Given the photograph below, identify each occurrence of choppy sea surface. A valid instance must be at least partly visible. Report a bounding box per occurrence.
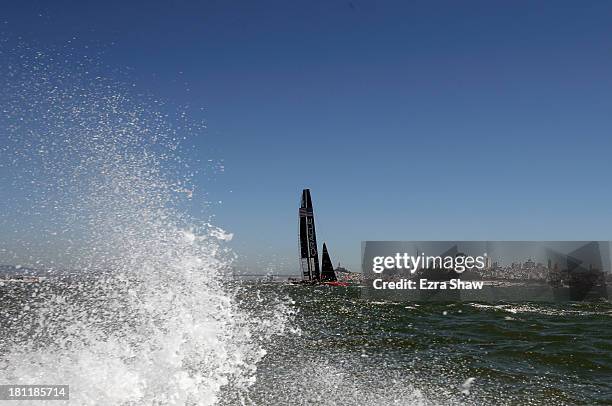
[235,284,612,405]
[2,280,610,405]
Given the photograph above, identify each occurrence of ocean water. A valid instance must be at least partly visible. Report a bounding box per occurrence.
[2,281,611,405]
[230,284,612,405]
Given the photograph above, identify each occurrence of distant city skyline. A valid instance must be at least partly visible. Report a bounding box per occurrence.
[3,1,612,274]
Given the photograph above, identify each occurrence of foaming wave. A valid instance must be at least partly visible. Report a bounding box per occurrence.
[468,303,611,317]
[0,43,291,405]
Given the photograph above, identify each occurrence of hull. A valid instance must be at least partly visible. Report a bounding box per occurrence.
[321,281,350,287]
[290,280,352,287]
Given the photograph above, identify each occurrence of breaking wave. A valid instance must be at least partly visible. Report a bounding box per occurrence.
[0,43,292,405]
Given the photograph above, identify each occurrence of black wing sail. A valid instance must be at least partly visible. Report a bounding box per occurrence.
[299,189,320,281]
[320,242,337,282]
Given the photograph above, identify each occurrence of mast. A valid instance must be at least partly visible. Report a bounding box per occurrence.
[320,242,337,282]
[299,189,320,281]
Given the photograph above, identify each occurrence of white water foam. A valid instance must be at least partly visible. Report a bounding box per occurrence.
[0,43,292,405]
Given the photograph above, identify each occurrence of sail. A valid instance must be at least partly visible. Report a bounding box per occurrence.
[299,189,320,281]
[320,242,337,282]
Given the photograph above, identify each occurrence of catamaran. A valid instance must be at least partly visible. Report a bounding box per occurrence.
[297,188,349,286]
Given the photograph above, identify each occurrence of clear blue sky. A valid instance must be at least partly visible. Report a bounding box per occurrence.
[2,1,612,273]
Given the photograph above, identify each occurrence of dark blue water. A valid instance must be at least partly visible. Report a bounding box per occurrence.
[237,283,612,405]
